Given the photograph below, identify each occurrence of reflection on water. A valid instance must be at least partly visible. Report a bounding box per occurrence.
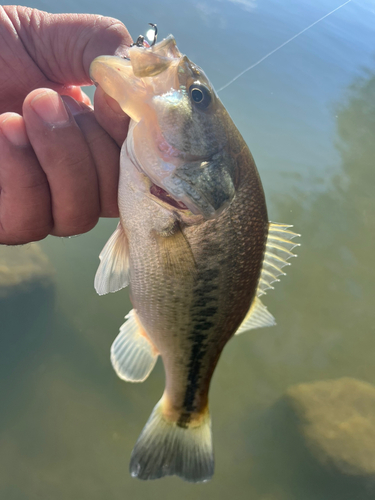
[270,67,375,381]
[1,1,375,499]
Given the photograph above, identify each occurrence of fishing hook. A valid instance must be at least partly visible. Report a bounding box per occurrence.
[130,23,158,49]
[148,23,158,47]
[122,23,158,59]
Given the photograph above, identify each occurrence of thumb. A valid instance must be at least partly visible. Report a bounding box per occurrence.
[3,6,132,86]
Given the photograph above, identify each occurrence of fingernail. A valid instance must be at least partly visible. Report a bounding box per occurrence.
[62,85,92,107]
[62,95,85,115]
[31,89,69,125]
[0,113,29,146]
[61,95,90,116]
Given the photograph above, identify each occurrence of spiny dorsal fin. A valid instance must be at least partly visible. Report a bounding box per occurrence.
[257,222,300,297]
[94,222,130,295]
[235,297,276,335]
[111,309,159,382]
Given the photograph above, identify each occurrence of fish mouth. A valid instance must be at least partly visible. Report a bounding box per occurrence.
[149,184,189,211]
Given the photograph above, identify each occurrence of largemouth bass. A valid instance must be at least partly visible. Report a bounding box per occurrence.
[90,34,299,483]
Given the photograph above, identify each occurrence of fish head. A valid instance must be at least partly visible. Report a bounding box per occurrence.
[90,35,237,219]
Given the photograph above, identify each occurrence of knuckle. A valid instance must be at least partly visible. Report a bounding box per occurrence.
[53,214,99,237]
[0,223,52,245]
[27,224,52,242]
[54,205,100,238]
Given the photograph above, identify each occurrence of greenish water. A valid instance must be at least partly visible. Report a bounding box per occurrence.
[1,0,375,498]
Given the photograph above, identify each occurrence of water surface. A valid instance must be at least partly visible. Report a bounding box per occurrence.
[1,1,375,499]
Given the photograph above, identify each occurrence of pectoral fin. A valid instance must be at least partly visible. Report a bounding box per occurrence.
[111,309,159,382]
[94,222,130,295]
[154,224,196,279]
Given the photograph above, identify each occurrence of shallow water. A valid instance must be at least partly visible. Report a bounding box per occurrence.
[1,0,375,498]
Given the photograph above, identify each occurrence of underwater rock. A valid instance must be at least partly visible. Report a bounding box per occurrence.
[284,377,375,480]
[0,243,54,298]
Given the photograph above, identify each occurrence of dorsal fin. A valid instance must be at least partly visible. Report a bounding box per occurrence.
[235,221,300,335]
[257,222,300,297]
[235,297,276,334]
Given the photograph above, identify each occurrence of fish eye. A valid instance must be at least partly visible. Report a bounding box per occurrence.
[189,83,212,110]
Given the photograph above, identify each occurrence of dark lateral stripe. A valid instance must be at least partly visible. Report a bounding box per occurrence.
[177,335,207,428]
[177,267,219,427]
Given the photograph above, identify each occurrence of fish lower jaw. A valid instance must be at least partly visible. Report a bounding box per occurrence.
[126,130,187,210]
[126,127,210,217]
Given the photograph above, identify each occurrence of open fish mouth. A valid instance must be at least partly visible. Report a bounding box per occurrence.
[149,184,189,210]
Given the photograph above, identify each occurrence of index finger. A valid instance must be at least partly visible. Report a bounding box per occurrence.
[23,89,101,237]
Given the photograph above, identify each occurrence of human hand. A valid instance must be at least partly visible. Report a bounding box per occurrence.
[0,6,131,244]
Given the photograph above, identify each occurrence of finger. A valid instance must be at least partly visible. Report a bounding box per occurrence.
[1,8,131,114]
[0,113,52,244]
[50,84,92,107]
[4,7,132,85]
[93,85,129,147]
[23,88,100,237]
[61,96,120,218]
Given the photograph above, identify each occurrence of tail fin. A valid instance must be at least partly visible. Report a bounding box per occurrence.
[129,399,214,483]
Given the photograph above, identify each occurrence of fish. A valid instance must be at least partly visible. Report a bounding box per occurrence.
[90,34,299,483]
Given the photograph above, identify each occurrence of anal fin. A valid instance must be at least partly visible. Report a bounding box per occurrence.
[95,222,130,295]
[111,309,158,382]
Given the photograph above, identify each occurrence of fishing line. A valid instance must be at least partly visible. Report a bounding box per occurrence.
[217,0,351,92]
